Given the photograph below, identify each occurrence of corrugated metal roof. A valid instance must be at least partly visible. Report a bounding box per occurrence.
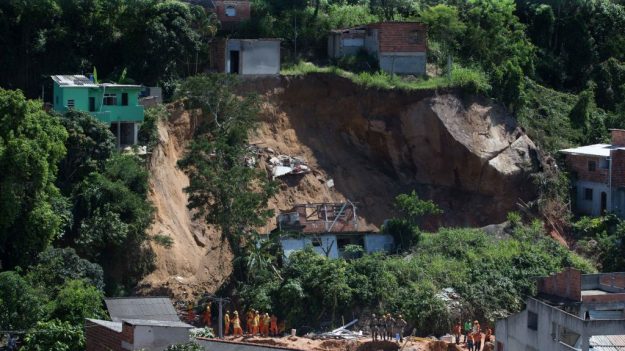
[105,297,181,322]
[590,335,625,351]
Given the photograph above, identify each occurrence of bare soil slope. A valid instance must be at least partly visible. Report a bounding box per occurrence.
[140,74,542,297]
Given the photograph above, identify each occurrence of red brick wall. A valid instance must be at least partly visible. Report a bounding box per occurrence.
[292,205,359,233]
[599,272,625,289]
[565,154,609,184]
[611,130,625,146]
[209,39,226,72]
[213,0,251,24]
[368,22,427,53]
[611,150,625,188]
[121,323,134,344]
[537,267,582,301]
[85,321,123,351]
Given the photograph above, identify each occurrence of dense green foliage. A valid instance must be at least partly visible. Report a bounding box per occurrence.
[236,222,594,335]
[0,0,217,98]
[573,215,625,272]
[22,320,85,351]
[0,89,67,268]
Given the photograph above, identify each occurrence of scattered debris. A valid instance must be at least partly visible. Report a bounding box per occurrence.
[268,155,311,179]
[314,319,361,340]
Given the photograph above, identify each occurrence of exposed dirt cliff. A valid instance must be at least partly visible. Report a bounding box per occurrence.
[140,73,542,297]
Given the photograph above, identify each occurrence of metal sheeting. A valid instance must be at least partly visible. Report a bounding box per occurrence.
[589,310,624,320]
[590,335,625,351]
[105,297,180,322]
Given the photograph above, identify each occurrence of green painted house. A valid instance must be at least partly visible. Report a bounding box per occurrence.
[52,75,144,147]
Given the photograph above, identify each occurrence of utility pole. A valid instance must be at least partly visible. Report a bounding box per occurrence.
[206,295,230,339]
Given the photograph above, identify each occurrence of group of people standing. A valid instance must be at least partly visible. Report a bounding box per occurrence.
[369,313,408,342]
[223,310,279,337]
[452,320,493,351]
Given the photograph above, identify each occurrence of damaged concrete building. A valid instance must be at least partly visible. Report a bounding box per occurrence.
[495,268,625,351]
[276,201,394,259]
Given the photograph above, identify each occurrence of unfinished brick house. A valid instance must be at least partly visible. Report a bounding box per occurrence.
[496,268,625,351]
[328,22,428,75]
[560,129,625,217]
[275,201,394,259]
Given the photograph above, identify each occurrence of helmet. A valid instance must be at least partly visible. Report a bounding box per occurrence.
[234,311,239,315]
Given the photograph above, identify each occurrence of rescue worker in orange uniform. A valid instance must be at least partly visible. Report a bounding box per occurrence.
[246,309,254,335]
[252,310,260,335]
[262,313,271,336]
[270,314,278,336]
[202,305,211,328]
[232,311,243,336]
[224,310,231,336]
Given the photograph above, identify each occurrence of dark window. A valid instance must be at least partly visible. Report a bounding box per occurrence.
[121,93,128,106]
[601,158,610,169]
[588,160,596,172]
[584,188,593,201]
[103,93,117,105]
[311,238,322,247]
[229,51,240,74]
[67,99,75,108]
[527,311,538,330]
[89,97,95,112]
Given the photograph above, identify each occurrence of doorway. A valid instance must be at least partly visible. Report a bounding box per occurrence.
[601,192,607,215]
[229,50,240,74]
[89,97,95,112]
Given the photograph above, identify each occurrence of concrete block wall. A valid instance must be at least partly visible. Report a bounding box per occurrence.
[85,321,122,351]
[583,293,625,303]
[565,154,609,184]
[537,267,582,301]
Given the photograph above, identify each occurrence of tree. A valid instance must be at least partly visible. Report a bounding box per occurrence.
[70,154,154,292]
[49,279,106,325]
[22,320,85,351]
[369,0,415,20]
[419,4,466,73]
[177,75,276,263]
[26,247,104,295]
[56,110,116,192]
[0,271,48,331]
[384,191,442,251]
[0,88,68,268]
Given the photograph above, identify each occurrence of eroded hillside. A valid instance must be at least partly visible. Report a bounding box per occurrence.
[140,74,543,297]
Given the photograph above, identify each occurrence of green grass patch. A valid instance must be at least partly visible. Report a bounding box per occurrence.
[281,61,490,94]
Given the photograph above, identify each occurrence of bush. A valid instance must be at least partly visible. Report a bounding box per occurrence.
[22,320,85,351]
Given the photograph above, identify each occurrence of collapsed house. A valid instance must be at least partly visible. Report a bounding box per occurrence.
[495,268,625,351]
[85,297,193,351]
[275,201,394,259]
[268,154,311,179]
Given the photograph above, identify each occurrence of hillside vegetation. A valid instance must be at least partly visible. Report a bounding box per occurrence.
[1,0,625,349]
